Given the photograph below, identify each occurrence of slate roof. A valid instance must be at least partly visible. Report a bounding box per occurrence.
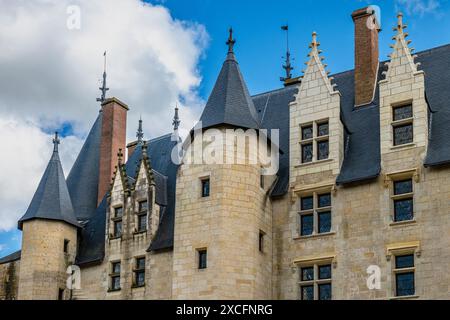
[18,143,80,230]
[67,113,102,221]
[0,250,21,265]
[199,51,260,129]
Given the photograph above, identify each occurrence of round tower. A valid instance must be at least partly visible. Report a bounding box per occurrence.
[17,133,80,300]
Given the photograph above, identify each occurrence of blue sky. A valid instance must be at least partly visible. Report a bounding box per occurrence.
[1,0,450,257]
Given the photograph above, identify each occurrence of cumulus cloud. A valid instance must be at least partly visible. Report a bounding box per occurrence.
[395,0,441,16]
[0,0,208,231]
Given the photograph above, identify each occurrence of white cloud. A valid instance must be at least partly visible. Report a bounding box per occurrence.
[0,244,6,251]
[0,0,208,231]
[395,0,441,16]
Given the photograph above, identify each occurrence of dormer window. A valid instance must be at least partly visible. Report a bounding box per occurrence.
[137,200,148,232]
[112,206,123,238]
[392,104,413,146]
[300,120,329,164]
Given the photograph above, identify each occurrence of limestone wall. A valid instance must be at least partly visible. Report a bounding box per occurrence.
[0,259,20,300]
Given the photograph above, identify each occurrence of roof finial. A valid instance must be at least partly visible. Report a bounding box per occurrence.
[117,148,123,164]
[172,103,181,131]
[310,31,319,49]
[96,51,109,103]
[280,25,293,82]
[52,132,60,153]
[226,27,236,54]
[137,116,144,143]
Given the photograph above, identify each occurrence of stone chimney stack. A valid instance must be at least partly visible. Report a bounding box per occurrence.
[98,97,128,204]
[352,7,381,106]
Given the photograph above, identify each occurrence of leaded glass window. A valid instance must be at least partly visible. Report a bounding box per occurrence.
[299,192,332,236]
[302,125,313,140]
[395,254,415,297]
[393,123,413,146]
[317,140,329,160]
[134,257,145,287]
[137,214,147,232]
[301,196,314,211]
[114,207,123,218]
[302,143,313,163]
[317,122,329,137]
[299,264,332,300]
[393,104,413,121]
[318,211,331,233]
[392,179,414,222]
[110,262,121,291]
[113,220,122,238]
[301,267,314,281]
[301,285,314,300]
[301,214,313,236]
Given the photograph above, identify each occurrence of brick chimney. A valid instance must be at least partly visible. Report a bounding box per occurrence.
[98,97,129,204]
[352,7,381,106]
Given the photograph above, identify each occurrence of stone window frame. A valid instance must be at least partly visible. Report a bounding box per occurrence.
[135,199,148,234]
[385,168,419,226]
[386,242,420,300]
[110,205,124,239]
[109,261,121,292]
[391,101,414,148]
[299,119,330,164]
[200,176,210,198]
[295,256,334,301]
[258,230,265,253]
[197,248,207,270]
[297,191,333,238]
[132,256,146,288]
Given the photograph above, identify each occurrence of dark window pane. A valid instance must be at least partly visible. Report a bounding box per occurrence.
[139,201,148,212]
[394,179,413,195]
[317,140,329,160]
[112,262,121,274]
[301,196,313,211]
[302,126,313,140]
[136,258,145,270]
[302,143,313,163]
[198,250,207,269]
[318,193,331,208]
[301,285,314,300]
[259,232,264,252]
[393,105,413,121]
[114,207,123,218]
[396,272,415,296]
[317,122,329,137]
[394,124,413,146]
[114,221,122,237]
[202,179,210,197]
[112,276,120,290]
[394,198,413,222]
[318,283,332,300]
[136,271,145,287]
[301,214,313,236]
[319,265,332,280]
[138,214,147,232]
[301,267,314,281]
[318,211,331,233]
[395,255,414,269]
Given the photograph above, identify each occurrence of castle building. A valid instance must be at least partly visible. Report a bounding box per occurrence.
[1,7,450,300]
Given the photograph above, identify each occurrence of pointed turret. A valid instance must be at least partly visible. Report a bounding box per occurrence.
[18,133,80,230]
[199,28,260,130]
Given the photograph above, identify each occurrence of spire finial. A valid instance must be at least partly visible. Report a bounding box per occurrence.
[172,103,181,131]
[311,31,318,49]
[226,27,236,53]
[52,132,60,153]
[117,148,123,164]
[137,116,144,143]
[96,51,109,103]
[280,25,294,82]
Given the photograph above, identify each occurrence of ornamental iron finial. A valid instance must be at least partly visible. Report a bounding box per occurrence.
[172,103,180,131]
[137,116,144,143]
[280,25,294,82]
[226,28,236,54]
[52,132,60,153]
[117,148,124,164]
[96,51,109,103]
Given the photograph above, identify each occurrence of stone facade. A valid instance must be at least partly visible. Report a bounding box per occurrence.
[1,10,449,301]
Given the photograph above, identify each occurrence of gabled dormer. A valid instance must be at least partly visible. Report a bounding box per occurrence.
[379,13,428,166]
[290,32,342,183]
